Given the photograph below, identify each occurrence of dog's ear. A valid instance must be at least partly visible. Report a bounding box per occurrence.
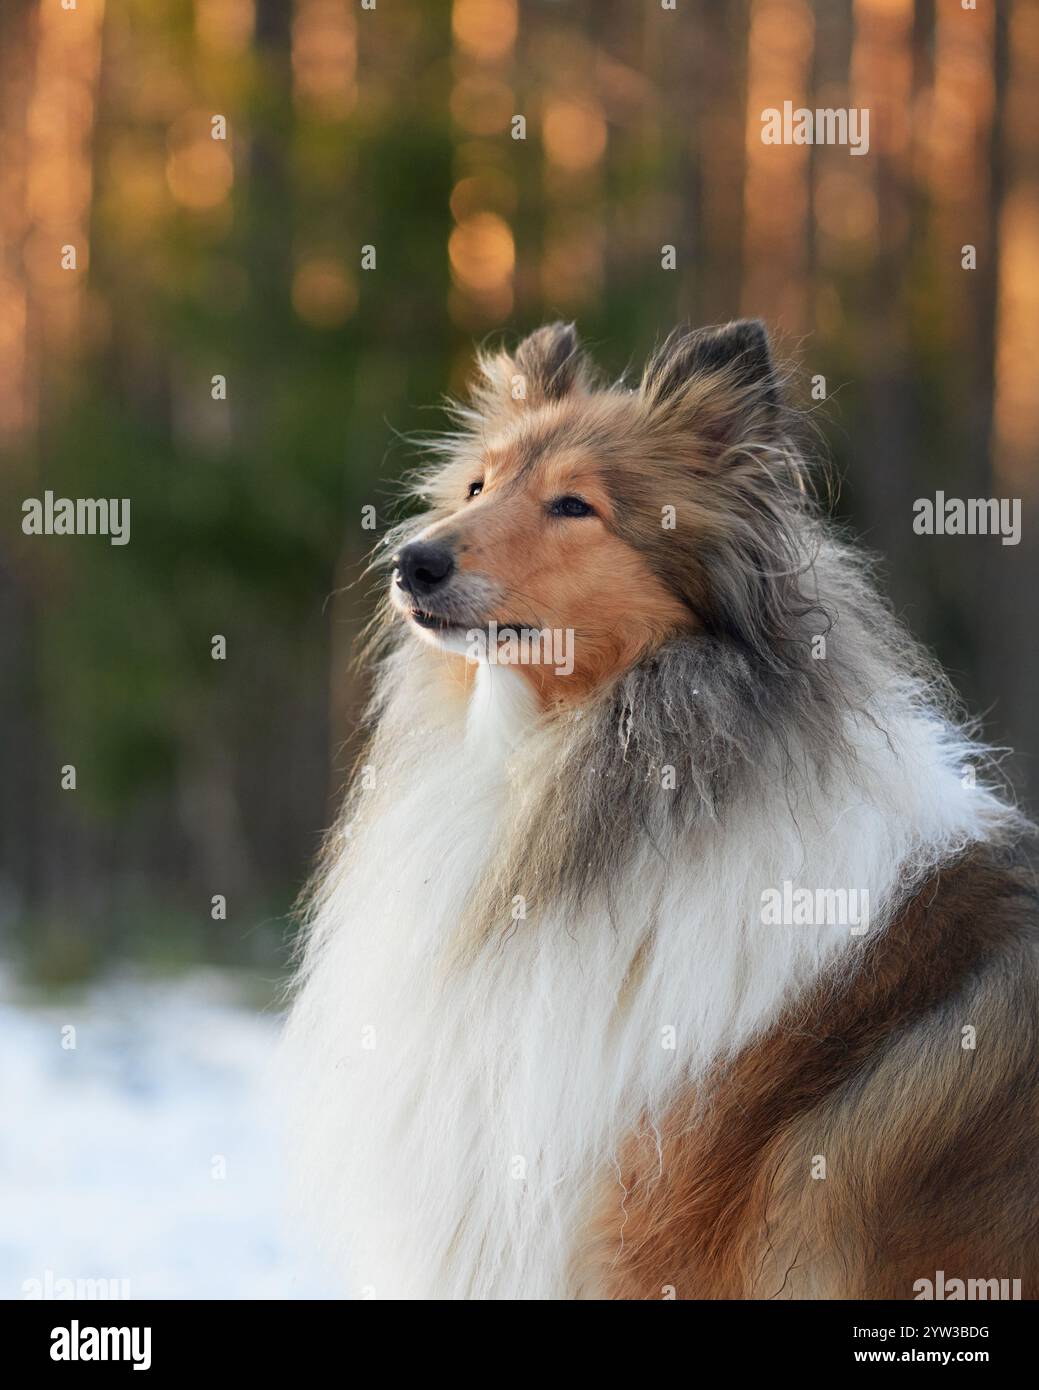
[514,322,586,402]
[638,320,780,448]
[632,321,807,667]
[474,322,589,414]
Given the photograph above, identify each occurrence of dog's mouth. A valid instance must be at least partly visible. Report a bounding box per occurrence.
[407,607,460,632]
[403,607,531,645]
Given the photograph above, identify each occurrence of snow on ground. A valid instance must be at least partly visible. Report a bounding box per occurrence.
[0,969,334,1299]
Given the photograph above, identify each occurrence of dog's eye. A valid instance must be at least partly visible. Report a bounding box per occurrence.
[467,481,483,499]
[549,495,595,518]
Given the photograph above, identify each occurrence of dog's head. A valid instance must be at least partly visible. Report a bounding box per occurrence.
[390,320,806,702]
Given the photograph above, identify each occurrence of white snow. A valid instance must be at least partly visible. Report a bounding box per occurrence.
[0,968,333,1300]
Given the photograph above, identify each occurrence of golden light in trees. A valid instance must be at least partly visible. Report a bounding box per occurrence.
[448,211,514,325]
[542,98,607,172]
[448,211,515,292]
[742,0,814,331]
[19,0,104,368]
[993,188,1039,479]
[291,257,357,329]
[0,278,27,436]
[450,77,514,136]
[27,147,93,225]
[814,170,878,246]
[925,0,993,203]
[452,0,518,63]
[449,172,517,223]
[166,114,234,209]
[541,219,603,308]
[292,0,358,121]
[992,0,1039,494]
[448,0,517,329]
[23,224,88,287]
[448,282,513,327]
[852,0,912,164]
[195,0,256,56]
[105,136,168,232]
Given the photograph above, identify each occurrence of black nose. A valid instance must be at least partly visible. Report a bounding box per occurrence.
[395,540,455,597]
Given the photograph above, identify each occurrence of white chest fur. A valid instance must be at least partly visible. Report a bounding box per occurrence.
[282,663,1010,1299]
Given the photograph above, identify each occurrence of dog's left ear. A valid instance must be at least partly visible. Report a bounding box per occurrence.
[639,319,780,447]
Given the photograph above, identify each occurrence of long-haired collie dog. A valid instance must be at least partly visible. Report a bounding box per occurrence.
[282,320,1038,1300]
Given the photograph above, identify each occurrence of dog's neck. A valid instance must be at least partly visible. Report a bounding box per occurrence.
[465,660,542,753]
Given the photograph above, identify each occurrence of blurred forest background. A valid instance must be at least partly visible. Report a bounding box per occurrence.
[1,0,1036,983]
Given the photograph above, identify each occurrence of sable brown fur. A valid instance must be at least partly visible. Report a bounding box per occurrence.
[588,844,1039,1299]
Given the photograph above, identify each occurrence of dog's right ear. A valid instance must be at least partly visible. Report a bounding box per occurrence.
[473,322,590,417]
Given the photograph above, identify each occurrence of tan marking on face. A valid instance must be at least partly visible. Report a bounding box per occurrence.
[419,442,691,705]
